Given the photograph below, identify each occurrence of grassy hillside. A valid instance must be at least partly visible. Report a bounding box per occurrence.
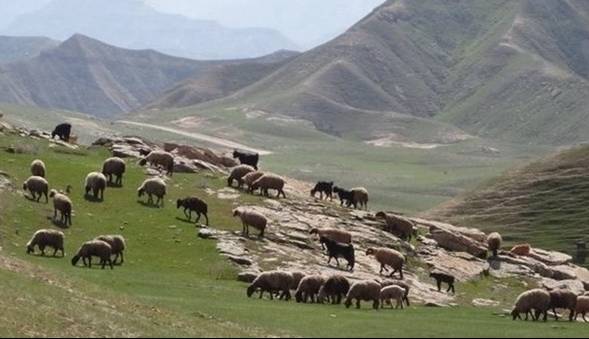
[1,134,588,337]
[428,145,589,258]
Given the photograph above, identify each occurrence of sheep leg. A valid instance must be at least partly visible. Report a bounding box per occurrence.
[108,258,113,270]
[119,252,124,264]
[583,313,587,322]
[184,208,191,220]
[203,213,209,226]
[334,257,341,267]
[552,308,559,321]
[568,309,575,322]
[40,245,46,256]
[436,280,442,292]
[195,212,201,224]
[356,299,361,309]
[52,247,58,257]
[87,257,92,268]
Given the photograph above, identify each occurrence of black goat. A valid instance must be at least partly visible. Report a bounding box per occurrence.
[320,236,355,271]
[177,197,209,225]
[311,181,334,200]
[233,150,259,170]
[430,271,456,294]
[333,186,356,208]
[51,123,72,142]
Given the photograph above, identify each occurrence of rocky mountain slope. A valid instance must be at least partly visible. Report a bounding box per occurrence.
[0,36,58,64]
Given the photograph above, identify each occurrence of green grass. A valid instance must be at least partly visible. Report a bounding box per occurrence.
[1,134,589,337]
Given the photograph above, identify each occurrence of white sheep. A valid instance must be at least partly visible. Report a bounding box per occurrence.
[366,247,405,279]
[243,171,265,191]
[487,232,502,257]
[84,172,107,200]
[95,235,126,265]
[49,189,72,226]
[318,275,351,304]
[30,159,46,178]
[71,240,113,269]
[351,187,369,210]
[137,177,167,207]
[379,285,406,309]
[512,289,551,321]
[139,151,175,176]
[246,271,295,301]
[26,229,64,257]
[102,157,126,186]
[309,228,352,250]
[345,280,381,309]
[227,165,255,188]
[295,275,326,303]
[23,176,49,203]
[250,173,286,198]
[233,208,267,238]
[574,296,589,322]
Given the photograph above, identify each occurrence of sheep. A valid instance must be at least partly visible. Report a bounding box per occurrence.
[333,186,354,208]
[49,189,72,226]
[512,289,551,321]
[380,279,411,306]
[375,212,416,241]
[95,235,126,265]
[137,177,167,207]
[311,181,333,200]
[366,247,405,279]
[227,165,255,188]
[243,171,265,192]
[246,271,294,301]
[177,197,209,225]
[250,173,286,198]
[26,229,64,257]
[549,289,577,321]
[429,271,456,294]
[320,236,355,272]
[487,232,502,257]
[102,157,126,186]
[318,275,350,305]
[51,123,71,142]
[295,275,326,303]
[271,271,307,300]
[233,208,267,238]
[511,244,531,256]
[233,150,259,170]
[309,228,352,250]
[351,187,369,210]
[30,159,46,178]
[380,285,406,309]
[574,296,589,322]
[344,280,381,310]
[71,240,113,269]
[23,176,49,203]
[84,172,107,201]
[139,151,175,176]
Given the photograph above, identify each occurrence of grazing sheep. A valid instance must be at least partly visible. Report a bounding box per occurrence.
[380,279,411,306]
[487,232,503,257]
[233,208,267,238]
[233,150,259,170]
[177,197,209,225]
[227,165,255,188]
[139,151,175,176]
[511,244,531,256]
[23,176,49,203]
[512,289,551,321]
[51,123,71,142]
[49,189,72,226]
[26,229,64,257]
[84,172,107,200]
[295,275,326,303]
[30,159,46,178]
[250,174,286,198]
[380,285,406,309]
[243,171,265,192]
[102,157,126,186]
[351,187,369,210]
[344,280,381,310]
[137,177,167,207]
[318,275,350,305]
[311,181,334,200]
[95,235,126,265]
[333,186,354,208]
[429,271,456,294]
[320,237,355,272]
[574,296,589,322]
[375,212,416,241]
[549,289,577,321]
[71,240,113,269]
[246,271,293,301]
[366,247,405,279]
[309,228,352,250]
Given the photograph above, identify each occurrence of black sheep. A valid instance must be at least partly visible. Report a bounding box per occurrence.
[233,150,259,170]
[311,181,334,200]
[430,271,456,294]
[333,186,356,208]
[51,123,72,142]
[177,197,209,225]
[320,236,355,271]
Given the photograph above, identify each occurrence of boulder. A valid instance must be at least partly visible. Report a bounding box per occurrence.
[472,298,500,307]
[510,244,531,256]
[528,248,572,266]
[414,218,487,243]
[198,228,218,240]
[541,279,586,295]
[226,255,253,266]
[429,228,488,258]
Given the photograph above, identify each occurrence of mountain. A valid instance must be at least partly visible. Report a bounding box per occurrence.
[2,0,298,60]
[195,0,589,145]
[0,36,59,64]
[427,145,589,254]
[0,34,223,117]
[144,50,300,110]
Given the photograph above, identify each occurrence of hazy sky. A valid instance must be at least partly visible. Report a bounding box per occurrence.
[147,0,385,48]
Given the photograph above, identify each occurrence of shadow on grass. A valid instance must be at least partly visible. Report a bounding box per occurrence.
[137,200,163,209]
[84,194,104,203]
[47,216,70,229]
